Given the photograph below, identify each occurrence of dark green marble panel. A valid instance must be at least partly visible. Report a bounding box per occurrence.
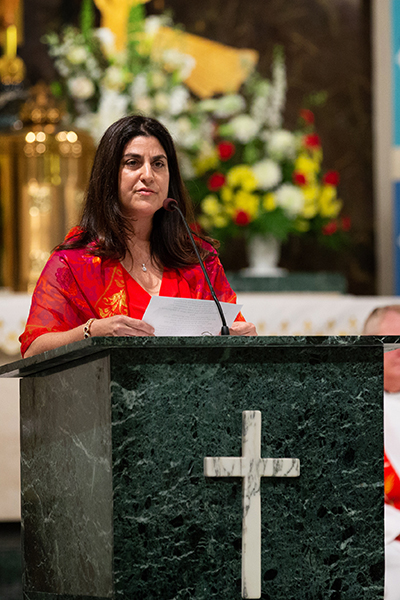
[24,595,109,600]
[20,356,114,598]
[109,343,383,600]
[11,338,384,600]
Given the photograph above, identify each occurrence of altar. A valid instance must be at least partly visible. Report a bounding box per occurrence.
[1,289,400,357]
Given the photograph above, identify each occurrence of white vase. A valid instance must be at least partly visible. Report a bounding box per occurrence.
[242,234,286,277]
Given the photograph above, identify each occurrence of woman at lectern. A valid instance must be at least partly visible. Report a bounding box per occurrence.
[20,115,256,358]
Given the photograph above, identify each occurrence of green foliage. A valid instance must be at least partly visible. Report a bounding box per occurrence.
[127,3,146,76]
[80,0,95,42]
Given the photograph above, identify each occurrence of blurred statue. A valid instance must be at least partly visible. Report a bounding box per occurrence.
[93,0,150,51]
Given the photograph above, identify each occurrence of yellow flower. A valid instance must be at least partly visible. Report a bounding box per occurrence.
[226,165,258,192]
[224,202,236,217]
[198,214,212,230]
[318,185,342,218]
[300,186,319,218]
[302,184,318,202]
[221,186,234,203]
[301,201,318,219]
[202,194,221,216]
[263,192,276,212]
[294,218,311,232]
[233,190,259,219]
[295,153,319,185]
[194,148,219,176]
[213,214,229,228]
[311,147,323,163]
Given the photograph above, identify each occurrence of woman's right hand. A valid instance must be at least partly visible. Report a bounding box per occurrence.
[90,315,155,337]
[23,315,154,358]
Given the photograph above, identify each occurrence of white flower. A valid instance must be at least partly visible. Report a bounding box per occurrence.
[144,16,164,37]
[251,93,269,124]
[135,96,153,114]
[150,70,167,89]
[252,159,282,190]
[177,151,196,179]
[130,73,148,101]
[66,46,87,65]
[212,94,246,118]
[160,116,201,150]
[197,99,219,113]
[86,56,102,80]
[87,89,130,142]
[169,86,190,115]
[67,76,95,100]
[227,114,259,143]
[153,91,170,112]
[94,28,116,55]
[265,52,287,129]
[175,116,193,135]
[54,59,71,78]
[275,184,305,217]
[103,65,127,91]
[162,49,196,80]
[265,130,297,160]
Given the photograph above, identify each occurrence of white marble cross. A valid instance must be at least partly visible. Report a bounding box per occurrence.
[204,410,300,599]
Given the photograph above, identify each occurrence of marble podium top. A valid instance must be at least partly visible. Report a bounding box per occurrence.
[0,334,398,379]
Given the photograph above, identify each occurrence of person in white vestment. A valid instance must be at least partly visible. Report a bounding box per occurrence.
[363,306,400,600]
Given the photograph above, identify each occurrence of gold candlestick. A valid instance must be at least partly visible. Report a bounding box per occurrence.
[0,24,25,84]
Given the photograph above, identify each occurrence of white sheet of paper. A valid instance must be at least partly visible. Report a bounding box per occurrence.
[143,297,242,336]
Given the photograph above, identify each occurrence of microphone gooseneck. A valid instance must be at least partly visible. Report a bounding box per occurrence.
[163,197,230,336]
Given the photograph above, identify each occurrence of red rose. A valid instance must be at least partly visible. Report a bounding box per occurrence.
[218,141,235,161]
[323,170,340,186]
[234,210,250,226]
[293,171,307,186]
[322,221,338,236]
[303,133,321,149]
[300,108,315,124]
[207,172,226,191]
[341,216,351,232]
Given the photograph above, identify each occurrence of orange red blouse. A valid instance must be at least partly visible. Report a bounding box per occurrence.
[19,234,244,356]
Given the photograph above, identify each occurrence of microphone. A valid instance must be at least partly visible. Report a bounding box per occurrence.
[163,197,230,336]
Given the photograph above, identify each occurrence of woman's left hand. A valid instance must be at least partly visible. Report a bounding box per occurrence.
[228,321,258,336]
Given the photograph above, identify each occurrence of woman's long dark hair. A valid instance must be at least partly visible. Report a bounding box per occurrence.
[57,115,217,268]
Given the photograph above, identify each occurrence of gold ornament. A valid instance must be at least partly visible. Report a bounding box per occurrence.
[0,84,95,291]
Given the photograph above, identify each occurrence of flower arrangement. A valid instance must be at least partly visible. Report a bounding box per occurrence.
[43,3,213,155]
[193,99,350,249]
[43,0,349,253]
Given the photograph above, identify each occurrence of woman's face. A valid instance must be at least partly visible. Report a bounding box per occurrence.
[118,135,170,220]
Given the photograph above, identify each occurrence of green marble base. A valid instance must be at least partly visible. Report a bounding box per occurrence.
[226,271,347,293]
[0,337,384,599]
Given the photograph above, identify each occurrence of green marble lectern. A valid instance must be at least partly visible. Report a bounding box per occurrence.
[0,336,384,599]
